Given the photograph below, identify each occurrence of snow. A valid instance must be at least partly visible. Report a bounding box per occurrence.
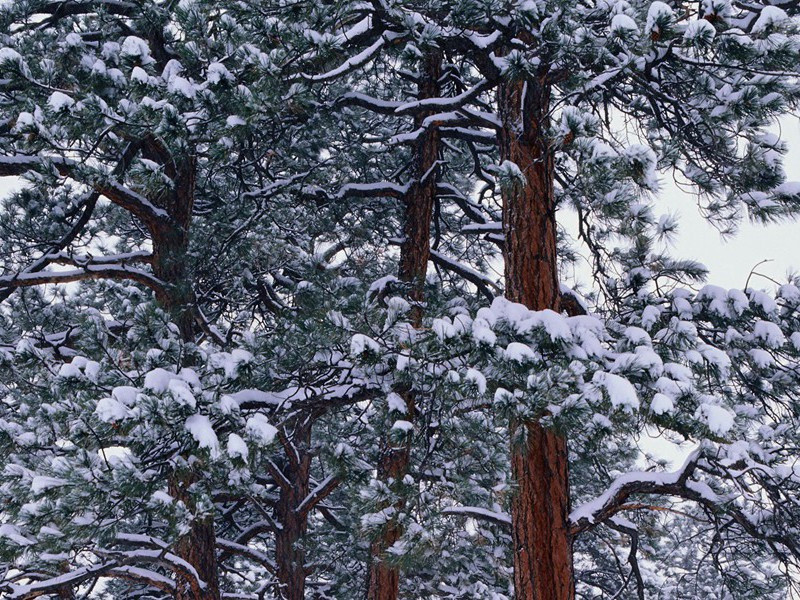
[570,450,700,525]
[207,61,234,84]
[112,386,139,405]
[169,75,197,98]
[752,320,785,348]
[504,342,537,363]
[640,305,661,328]
[751,6,788,34]
[143,367,175,393]
[441,505,511,525]
[645,1,674,34]
[168,378,197,408]
[0,47,22,64]
[593,372,640,411]
[698,403,735,435]
[121,36,153,62]
[749,348,774,368]
[610,14,639,34]
[391,420,414,432]
[684,19,716,42]
[185,414,220,458]
[57,362,82,379]
[84,360,100,382]
[650,393,674,415]
[471,318,497,345]
[31,476,68,494]
[95,397,130,422]
[351,333,381,355]
[245,414,277,445]
[0,524,34,546]
[387,392,407,414]
[227,433,249,461]
[368,275,398,296]
[749,289,777,314]
[465,368,487,394]
[48,92,75,112]
[226,115,246,127]
[131,66,149,83]
[150,490,173,505]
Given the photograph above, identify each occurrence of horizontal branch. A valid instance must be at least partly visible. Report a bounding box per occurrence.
[0,155,171,232]
[430,249,500,301]
[441,505,511,528]
[0,263,166,294]
[569,450,701,537]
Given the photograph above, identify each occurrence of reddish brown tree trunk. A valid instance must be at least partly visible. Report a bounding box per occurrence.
[152,158,198,341]
[274,422,312,600]
[169,474,221,600]
[366,50,442,600]
[156,158,220,600]
[498,73,575,600]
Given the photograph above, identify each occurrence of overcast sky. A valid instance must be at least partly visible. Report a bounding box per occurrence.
[654,116,800,291]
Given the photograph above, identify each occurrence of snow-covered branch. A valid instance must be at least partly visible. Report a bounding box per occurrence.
[0,263,166,294]
[569,450,702,536]
[441,506,512,528]
[0,155,171,231]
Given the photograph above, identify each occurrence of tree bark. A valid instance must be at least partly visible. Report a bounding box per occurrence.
[498,72,575,599]
[366,50,441,600]
[170,476,221,600]
[151,157,197,341]
[274,421,312,600]
[156,157,220,600]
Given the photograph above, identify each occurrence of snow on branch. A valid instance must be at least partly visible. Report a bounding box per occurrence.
[334,92,402,115]
[2,563,116,600]
[304,181,409,202]
[106,566,176,594]
[303,35,389,83]
[216,538,277,573]
[441,506,512,528]
[295,474,341,517]
[0,154,171,231]
[569,450,702,536]
[394,79,492,116]
[0,263,166,295]
[430,249,500,301]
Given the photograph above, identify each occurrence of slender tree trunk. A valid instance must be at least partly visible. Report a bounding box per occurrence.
[366,50,441,600]
[274,421,312,600]
[498,73,575,600]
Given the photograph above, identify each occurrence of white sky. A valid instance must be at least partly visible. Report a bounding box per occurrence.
[654,115,800,291]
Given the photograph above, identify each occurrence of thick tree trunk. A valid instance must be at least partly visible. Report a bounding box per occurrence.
[498,73,575,600]
[155,158,220,600]
[274,421,312,600]
[366,50,441,600]
[152,158,197,341]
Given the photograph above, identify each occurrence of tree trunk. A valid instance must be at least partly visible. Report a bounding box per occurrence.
[155,157,220,600]
[366,50,441,600]
[274,421,312,600]
[498,72,575,600]
[151,158,197,341]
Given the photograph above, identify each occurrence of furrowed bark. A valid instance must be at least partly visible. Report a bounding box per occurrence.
[366,49,441,600]
[151,157,198,341]
[158,157,220,600]
[169,475,221,600]
[274,421,312,600]
[498,72,575,599]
